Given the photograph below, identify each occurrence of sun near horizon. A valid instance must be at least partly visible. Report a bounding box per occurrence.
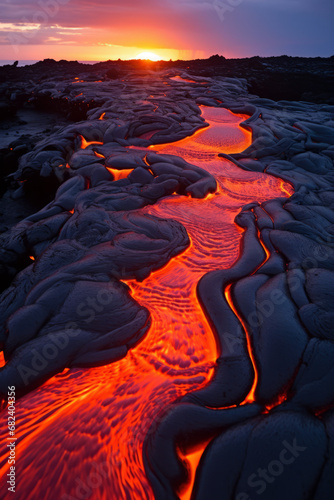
[135,51,164,61]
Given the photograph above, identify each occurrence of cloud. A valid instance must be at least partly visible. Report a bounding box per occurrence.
[0,0,333,57]
[0,22,41,32]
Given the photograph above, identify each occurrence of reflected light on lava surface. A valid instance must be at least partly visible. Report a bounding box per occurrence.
[0,107,294,500]
[170,76,208,85]
[170,75,197,84]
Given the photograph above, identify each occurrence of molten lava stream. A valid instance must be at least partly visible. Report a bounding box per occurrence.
[0,108,293,500]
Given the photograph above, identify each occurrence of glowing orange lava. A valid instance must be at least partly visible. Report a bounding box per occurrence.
[80,135,104,149]
[225,283,258,405]
[178,439,213,500]
[106,167,134,181]
[94,151,105,159]
[0,107,293,500]
[264,393,288,413]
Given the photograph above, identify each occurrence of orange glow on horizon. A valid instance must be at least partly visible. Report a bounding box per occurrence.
[135,51,162,61]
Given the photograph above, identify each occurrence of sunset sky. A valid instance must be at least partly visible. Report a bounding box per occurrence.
[0,0,333,62]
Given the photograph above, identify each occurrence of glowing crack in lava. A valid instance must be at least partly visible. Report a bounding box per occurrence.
[0,108,293,500]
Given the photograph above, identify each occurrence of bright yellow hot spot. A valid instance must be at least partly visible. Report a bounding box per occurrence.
[135,51,161,61]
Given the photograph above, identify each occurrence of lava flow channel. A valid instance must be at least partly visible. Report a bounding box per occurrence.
[0,108,293,500]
